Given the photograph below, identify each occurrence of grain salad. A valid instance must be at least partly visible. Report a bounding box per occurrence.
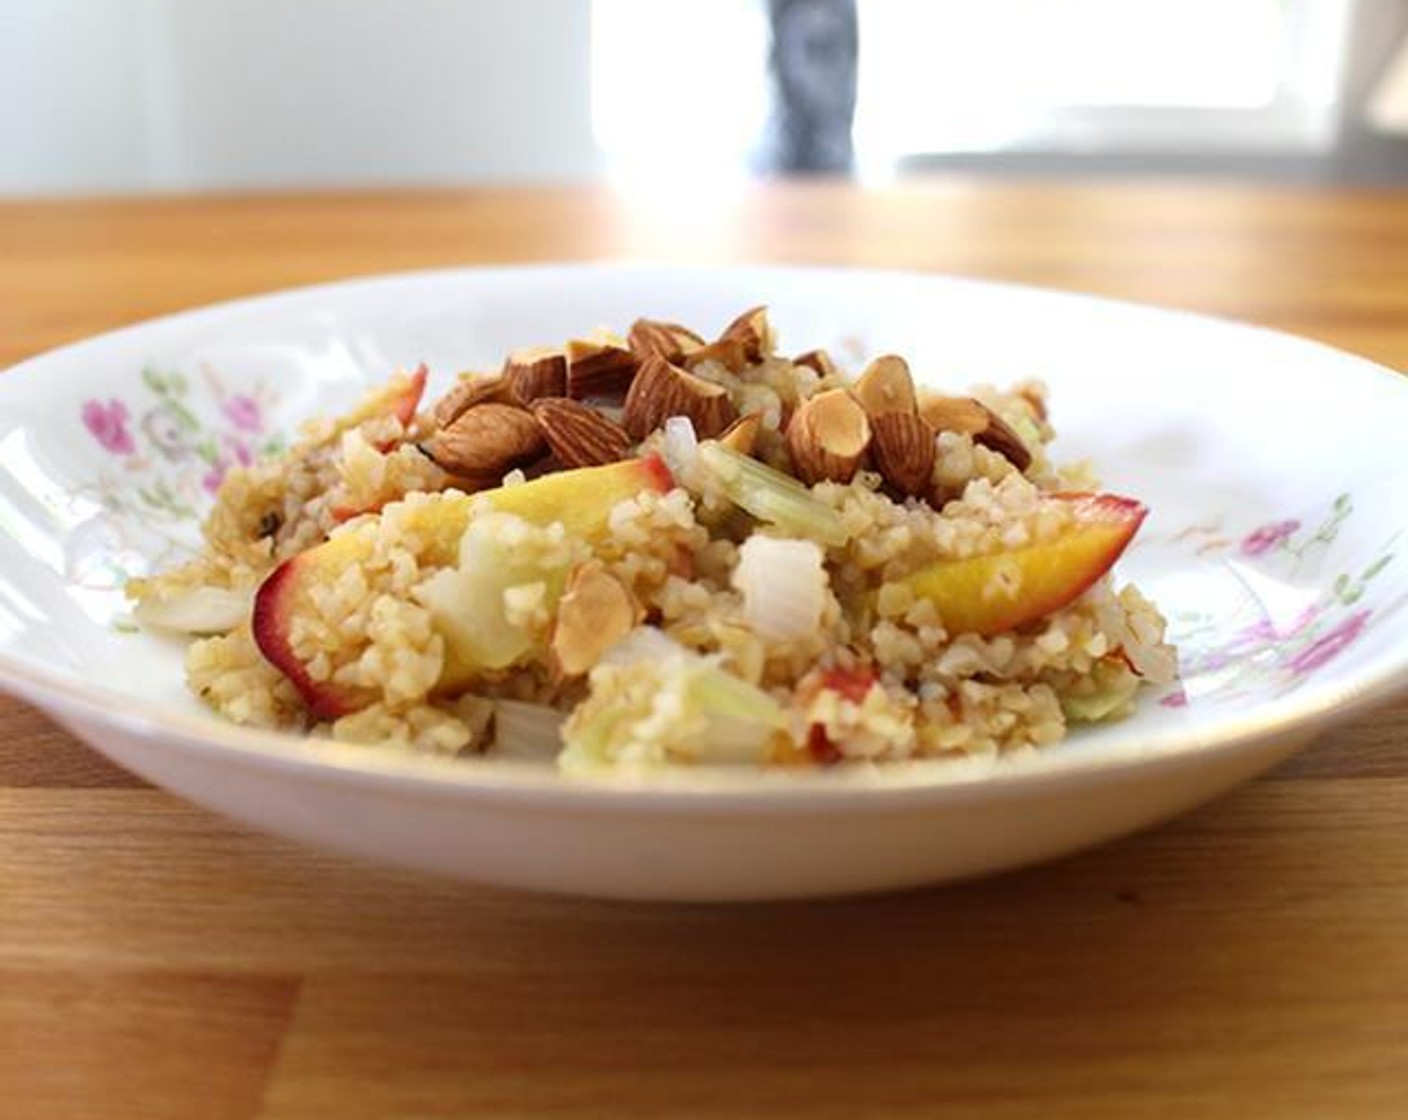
[129,307,1176,769]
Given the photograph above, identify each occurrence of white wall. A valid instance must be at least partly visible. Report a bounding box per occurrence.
[0,0,600,195]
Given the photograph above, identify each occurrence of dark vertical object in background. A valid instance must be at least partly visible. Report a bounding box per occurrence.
[759,0,858,174]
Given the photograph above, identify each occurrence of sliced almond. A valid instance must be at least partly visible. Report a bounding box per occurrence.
[430,374,511,429]
[718,305,773,364]
[566,336,638,403]
[551,561,641,677]
[870,411,936,497]
[919,394,1032,472]
[785,389,871,485]
[623,354,738,440]
[502,345,567,404]
[530,397,633,468]
[627,319,705,364]
[718,412,763,457]
[793,349,841,380]
[853,355,918,417]
[420,402,546,480]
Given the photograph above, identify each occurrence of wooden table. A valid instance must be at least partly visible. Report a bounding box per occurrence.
[2,181,1406,1118]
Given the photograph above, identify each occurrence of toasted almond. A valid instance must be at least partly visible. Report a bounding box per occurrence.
[793,349,841,380]
[522,453,567,480]
[853,355,918,417]
[973,407,1032,471]
[502,345,567,403]
[623,354,738,440]
[1016,383,1049,422]
[429,374,511,428]
[918,394,990,434]
[719,305,772,363]
[627,319,705,364]
[919,394,1032,471]
[420,402,546,479]
[530,397,633,467]
[870,411,936,497]
[566,336,637,403]
[551,561,641,677]
[681,336,749,374]
[718,412,763,457]
[786,389,871,484]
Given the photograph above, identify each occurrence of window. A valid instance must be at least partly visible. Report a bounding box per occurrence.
[854,0,1356,171]
[591,0,1361,178]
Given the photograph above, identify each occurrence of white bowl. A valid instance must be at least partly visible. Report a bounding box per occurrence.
[2,264,1405,901]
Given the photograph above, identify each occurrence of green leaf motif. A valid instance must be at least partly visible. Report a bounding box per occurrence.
[1361,554,1393,581]
[167,397,201,433]
[141,367,166,394]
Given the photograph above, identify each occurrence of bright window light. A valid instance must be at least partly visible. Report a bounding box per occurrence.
[591,0,769,174]
[591,0,1356,178]
[854,0,1353,165]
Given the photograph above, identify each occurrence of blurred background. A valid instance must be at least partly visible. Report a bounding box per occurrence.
[3,0,1408,196]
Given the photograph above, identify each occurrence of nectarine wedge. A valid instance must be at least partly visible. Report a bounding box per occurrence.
[252,455,673,718]
[901,493,1146,637]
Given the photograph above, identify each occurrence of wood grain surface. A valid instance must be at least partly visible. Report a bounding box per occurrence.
[1,180,1406,1119]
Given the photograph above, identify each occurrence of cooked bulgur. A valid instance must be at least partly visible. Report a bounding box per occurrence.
[132,308,1176,769]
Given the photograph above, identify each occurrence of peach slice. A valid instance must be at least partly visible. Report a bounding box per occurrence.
[901,493,1146,637]
[252,454,673,718]
[333,364,428,450]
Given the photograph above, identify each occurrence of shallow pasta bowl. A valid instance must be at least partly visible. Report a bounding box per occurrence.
[1,264,1405,901]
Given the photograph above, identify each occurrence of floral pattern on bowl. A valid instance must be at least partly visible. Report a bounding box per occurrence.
[65,359,1403,709]
[73,367,282,594]
[1155,494,1401,708]
[1,263,1406,900]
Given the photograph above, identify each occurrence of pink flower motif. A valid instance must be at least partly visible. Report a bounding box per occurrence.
[201,461,229,495]
[81,399,136,455]
[1286,610,1371,675]
[1240,519,1301,557]
[222,394,263,433]
[220,432,253,467]
[1159,686,1188,708]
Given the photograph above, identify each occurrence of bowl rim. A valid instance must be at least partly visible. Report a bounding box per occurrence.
[2,261,1406,812]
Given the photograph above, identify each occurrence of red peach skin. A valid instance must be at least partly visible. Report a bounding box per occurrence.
[252,455,673,718]
[901,493,1147,637]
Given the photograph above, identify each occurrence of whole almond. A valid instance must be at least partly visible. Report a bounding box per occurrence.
[530,397,633,467]
[566,335,637,402]
[623,354,738,440]
[627,319,705,364]
[786,388,871,485]
[430,374,511,429]
[853,355,918,417]
[420,402,546,479]
[870,411,936,497]
[503,345,567,403]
